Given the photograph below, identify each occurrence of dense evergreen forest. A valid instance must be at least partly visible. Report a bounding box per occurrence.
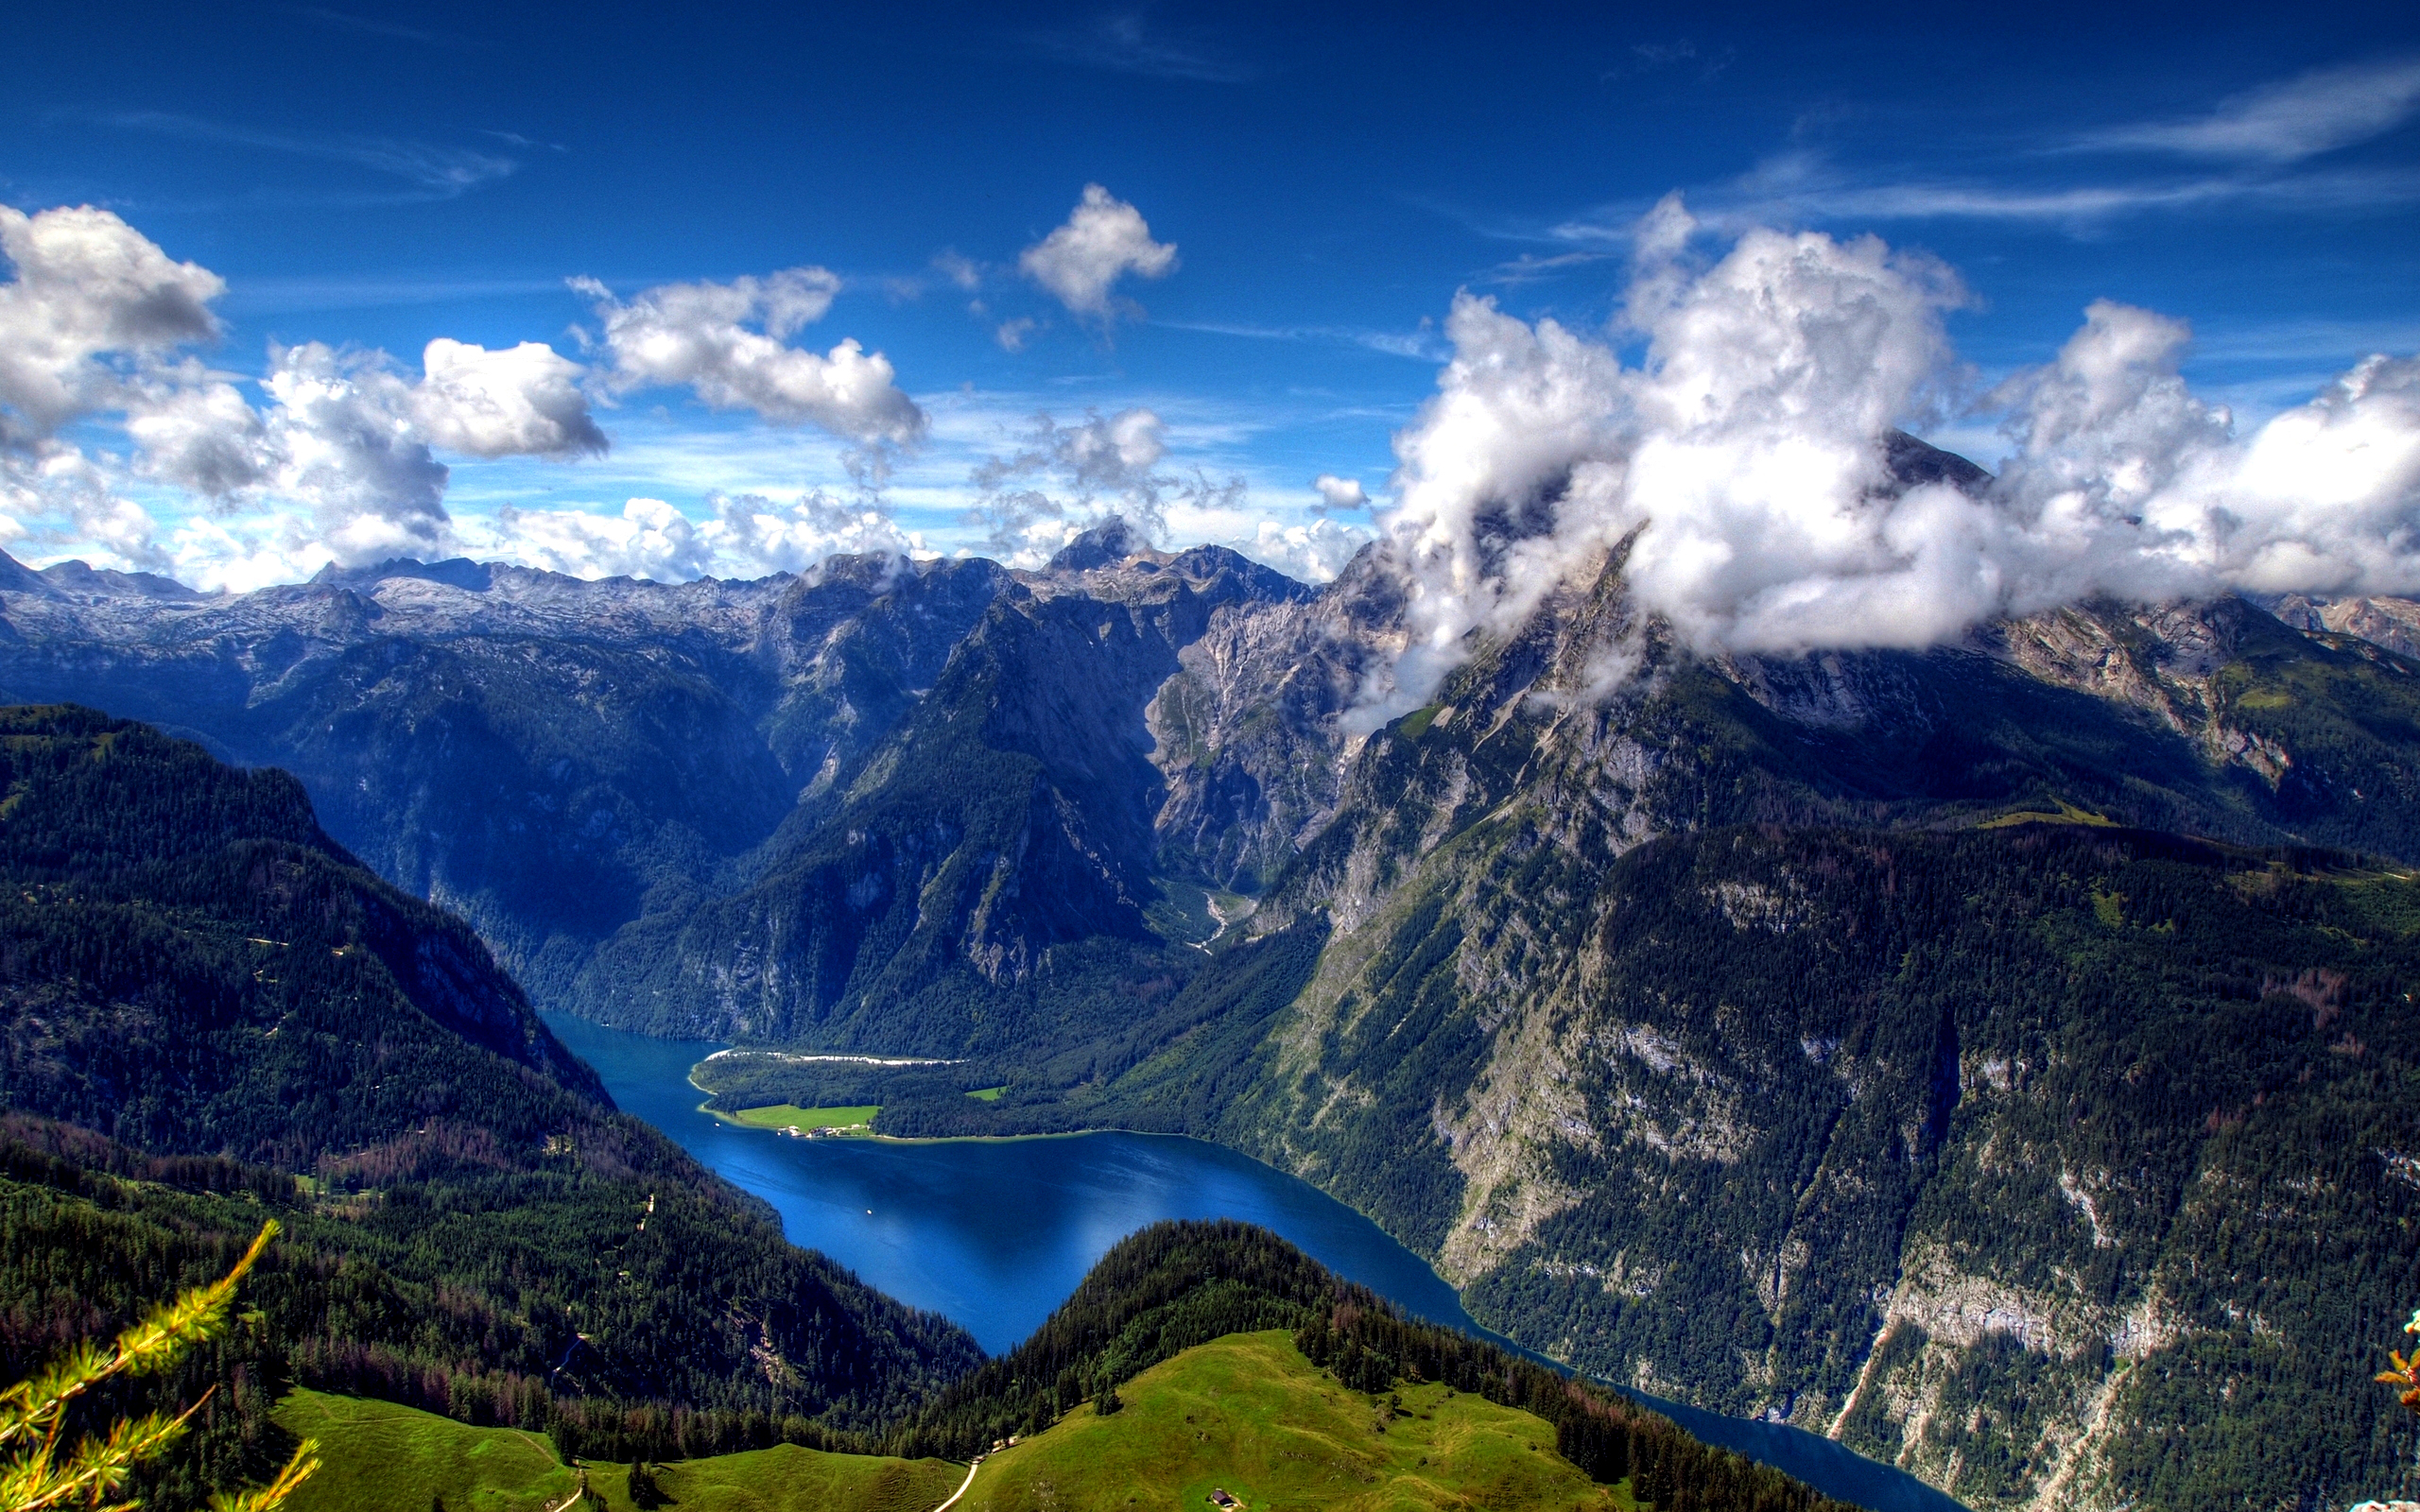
[0,707,977,1496]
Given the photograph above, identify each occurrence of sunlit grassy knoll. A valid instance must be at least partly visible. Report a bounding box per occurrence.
[608,1443,965,1511]
[730,1102,881,1133]
[273,1389,577,1512]
[967,1086,1008,1101]
[271,1388,965,1512]
[964,1330,1639,1512]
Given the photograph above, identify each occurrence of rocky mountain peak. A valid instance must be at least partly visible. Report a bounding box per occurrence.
[1046,514,1155,572]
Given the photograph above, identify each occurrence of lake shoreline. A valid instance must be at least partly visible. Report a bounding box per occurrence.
[551,1010,1967,1512]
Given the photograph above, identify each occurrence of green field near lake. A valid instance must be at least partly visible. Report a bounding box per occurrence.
[729,1103,881,1132]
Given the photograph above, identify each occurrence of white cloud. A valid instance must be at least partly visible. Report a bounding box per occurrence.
[1018,185,1178,326]
[580,268,925,444]
[475,497,713,581]
[413,338,606,458]
[0,205,222,442]
[994,317,1039,352]
[932,250,984,290]
[1363,196,2420,716]
[260,341,451,562]
[963,406,1176,558]
[124,363,272,497]
[1238,518,1372,583]
[1312,473,1369,512]
[699,490,915,575]
[2074,56,2420,163]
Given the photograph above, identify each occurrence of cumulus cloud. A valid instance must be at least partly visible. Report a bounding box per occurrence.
[123,364,272,497]
[1312,473,1370,512]
[260,342,452,561]
[2075,56,2420,163]
[579,268,925,445]
[413,338,607,457]
[1018,185,1177,327]
[963,406,1167,560]
[0,205,222,443]
[0,203,621,576]
[1239,517,1372,583]
[464,490,915,583]
[1363,194,2420,716]
[958,405,1268,567]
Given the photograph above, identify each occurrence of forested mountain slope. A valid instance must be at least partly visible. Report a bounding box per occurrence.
[0,707,977,1501]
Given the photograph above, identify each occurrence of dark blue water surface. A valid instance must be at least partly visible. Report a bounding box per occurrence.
[543,1011,1965,1512]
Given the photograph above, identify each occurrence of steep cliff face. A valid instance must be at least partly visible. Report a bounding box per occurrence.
[1155,550,2420,1509]
[1145,543,1404,896]
[1211,813,2420,1511]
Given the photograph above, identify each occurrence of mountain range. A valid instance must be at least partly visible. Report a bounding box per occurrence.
[7,435,2420,1509]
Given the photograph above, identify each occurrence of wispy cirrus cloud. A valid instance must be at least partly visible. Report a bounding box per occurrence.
[1025,10,1253,83]
[285,6,476,48]
[1154,318,1446,362]
[1535,148,2420,247]
[1478,249,1616,286]
[1458,56,2420,257]
[2069,55,2420,163]
[100,112,517,196]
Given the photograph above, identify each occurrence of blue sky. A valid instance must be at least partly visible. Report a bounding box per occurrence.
[5,0,2418,590]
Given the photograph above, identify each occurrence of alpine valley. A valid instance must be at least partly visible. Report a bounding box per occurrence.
[9,438,2420,1511]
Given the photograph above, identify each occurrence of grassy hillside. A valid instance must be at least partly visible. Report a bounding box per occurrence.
[889,1221,1849,1512]
[273,1334,1632,1512]
[273,1389,965,1512]
[274,1391,579,1512]
[962,1330,1635,1512]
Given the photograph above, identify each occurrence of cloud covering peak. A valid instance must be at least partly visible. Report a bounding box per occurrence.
[1362,196,2420,715]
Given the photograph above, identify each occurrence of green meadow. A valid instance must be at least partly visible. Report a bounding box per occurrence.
[272,1390,963,1512]
[960,1331,1636,1512]
[272,1332,1634,1512]
[727,1102,881,1133]
[274,1391,579,1512]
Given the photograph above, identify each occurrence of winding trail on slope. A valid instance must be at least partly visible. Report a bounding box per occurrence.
[928,1454,984,1512]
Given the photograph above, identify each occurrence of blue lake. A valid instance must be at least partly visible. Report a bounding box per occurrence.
[543,1010,1965,1512]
